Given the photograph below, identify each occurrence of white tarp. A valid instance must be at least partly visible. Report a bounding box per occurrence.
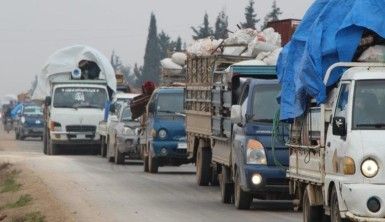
[32,45,116,100]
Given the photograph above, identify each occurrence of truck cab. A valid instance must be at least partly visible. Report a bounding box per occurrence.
[229,78,289,209]
[141,87,190,173]
[288,63,385,222]
[44,81,109,155]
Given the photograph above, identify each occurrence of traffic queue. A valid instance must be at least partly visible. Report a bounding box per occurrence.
[3,1,385,221]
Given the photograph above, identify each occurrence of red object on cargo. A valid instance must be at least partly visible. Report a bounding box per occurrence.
[267,19,301,46]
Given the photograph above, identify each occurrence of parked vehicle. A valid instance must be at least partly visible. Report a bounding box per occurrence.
[15,103,44,140]
[32,45,116,155]
[98,93,138,157]
[105,104,141,164]
[185,55,290,209]
[286,63,385,221]
[141,87,191,173]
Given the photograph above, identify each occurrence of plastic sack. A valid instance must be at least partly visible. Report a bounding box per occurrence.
[187,38,222,56]
[256,48,282,65]
[224,29,258,45]
[161,58,183,70]
[171,52,187,66]
[358,45,385,62]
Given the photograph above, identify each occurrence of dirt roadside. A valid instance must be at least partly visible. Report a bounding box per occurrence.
[0,162,74,222]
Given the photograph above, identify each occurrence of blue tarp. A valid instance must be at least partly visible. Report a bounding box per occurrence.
[277,0,385,120]
[10,103,22,118]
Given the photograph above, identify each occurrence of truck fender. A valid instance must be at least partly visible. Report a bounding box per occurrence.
[305,184,323,206]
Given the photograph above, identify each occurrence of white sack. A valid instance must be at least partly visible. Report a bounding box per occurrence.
[224,29,258,45]
[171,52,187,66]
[358,45,385,62]
[161,58,183,70]
[32,45,117,100]
[187,38,222,56]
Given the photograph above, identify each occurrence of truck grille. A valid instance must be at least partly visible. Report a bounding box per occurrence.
[66,125,96,133]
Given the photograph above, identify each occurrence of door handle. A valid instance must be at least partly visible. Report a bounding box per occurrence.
[327,142,331,147]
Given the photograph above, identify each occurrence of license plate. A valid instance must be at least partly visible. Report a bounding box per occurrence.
[77,134,86,139]
[35,120,41,124]
[177,143,187,149]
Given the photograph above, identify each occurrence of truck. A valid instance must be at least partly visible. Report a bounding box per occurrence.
[286,62,385,222]
[141,87,191,173]
[32,45,116,155]
[185,55,290,209]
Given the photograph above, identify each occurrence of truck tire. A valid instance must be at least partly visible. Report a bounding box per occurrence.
[220,165,233,204]
[211,165,219,186]
[148,148,158,173]
[143,155,149,172]
[107,137,114,162]
[114,145,125,165]
[100,137,107,158]
[234,169,252,210]
[15,130,19,140]
[330,187,346,222]
[303,187,323,222]
[43,130,48,154]
[196,146,211,186]
[47,139,58,155]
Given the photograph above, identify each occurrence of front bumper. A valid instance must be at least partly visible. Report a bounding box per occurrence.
[50,131,100,145]
[117,136,140,153]
[243,165,288,193]
[151,140,188,159]
[341,184,385,220]
[21,127,43,137]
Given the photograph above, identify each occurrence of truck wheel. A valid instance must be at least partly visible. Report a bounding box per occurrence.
[330,187,346,222]
[303,187,323,222]
[47,139,58,155]
[143,155,149,172]
[43,130,48,154]
[114,145,125,165]
[15,130,19,140]
[220,165,233,204]
[196,146,211,186]
[149,150,158,174]
[210,165,219,186]
[100,137,107,157]
[107,137,114,162]
[234,169,252,210]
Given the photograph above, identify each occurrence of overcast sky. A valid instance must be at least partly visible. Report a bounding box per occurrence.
[0,0,313,97]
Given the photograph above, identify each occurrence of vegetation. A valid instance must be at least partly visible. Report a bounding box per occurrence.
[241,0,260,29]
[12,212,45,222]
[2,194,33,209]
[1,170,21,193]
[191,13,214,40]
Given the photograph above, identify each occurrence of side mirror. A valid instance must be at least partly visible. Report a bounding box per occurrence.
[231,105,243,125]
[332,117,347,136]
[148,103,155,113]
[109,103,116,113]
[45,96,52,106]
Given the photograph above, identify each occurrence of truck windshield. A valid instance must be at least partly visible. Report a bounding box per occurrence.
[251,84,280,123]
[53,87,107,109]
[121,107,133,122]
[24,106,43,116]
[353,80,385,129]
[156,93,184,116]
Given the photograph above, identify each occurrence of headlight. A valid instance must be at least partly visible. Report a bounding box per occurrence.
[246,139,267,165]
[21,116,26,124]
[123,127,134,135]
[361,159,379,178]
[158,129,167,139]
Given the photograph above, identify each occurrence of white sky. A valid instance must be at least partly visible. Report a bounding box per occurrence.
[0,0,313,96]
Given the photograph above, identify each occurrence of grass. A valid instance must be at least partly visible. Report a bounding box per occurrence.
[3,194,33,209]
[1,170,21,193]
[12,211,45,222]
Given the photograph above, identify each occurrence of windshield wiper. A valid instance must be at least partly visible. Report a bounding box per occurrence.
[252,118,274,123]
[73,104,103,109]
[157,110,185,117]
[356,123,385,128]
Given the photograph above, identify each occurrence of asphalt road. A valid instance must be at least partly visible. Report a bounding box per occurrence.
[0,127,301,222]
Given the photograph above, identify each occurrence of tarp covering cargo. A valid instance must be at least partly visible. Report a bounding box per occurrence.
[277,0,385,120]
[32,45,116,100]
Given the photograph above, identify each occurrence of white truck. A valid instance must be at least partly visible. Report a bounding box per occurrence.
[287,62,385,222]
[32,45,116,155]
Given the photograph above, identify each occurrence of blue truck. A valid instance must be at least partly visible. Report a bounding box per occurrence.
[141,87,192,173]
[15,103,44,140]
[185,55,290,209]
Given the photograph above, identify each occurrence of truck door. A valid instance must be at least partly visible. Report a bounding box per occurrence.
[145,92,157,151]
[325,82,351,179]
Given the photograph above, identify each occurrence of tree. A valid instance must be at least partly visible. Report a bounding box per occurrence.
[110,50,123,71]
[159,31,172,59]
[241,0,260,30]
[133,63,144,87]
[262,0,283,29]
[191,13,214,40]
[142,13,161,84]
[175,37,182,52]
[214,10,229,39]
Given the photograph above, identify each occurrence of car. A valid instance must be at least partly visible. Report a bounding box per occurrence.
[15,103,44,140]
[106,104,141,164]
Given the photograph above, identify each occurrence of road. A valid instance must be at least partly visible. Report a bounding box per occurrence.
[0,128,301,222]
